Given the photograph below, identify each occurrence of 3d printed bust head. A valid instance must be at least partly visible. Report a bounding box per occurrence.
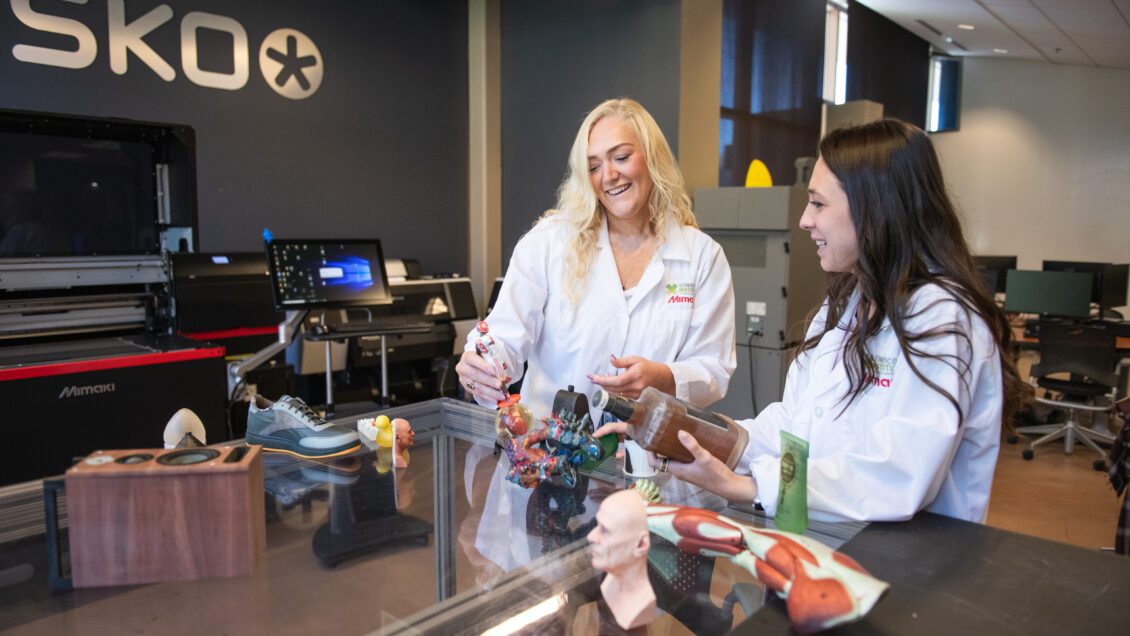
[587,489,656,630]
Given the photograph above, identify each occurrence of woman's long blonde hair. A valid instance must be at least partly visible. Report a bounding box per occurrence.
[542,98,697,305]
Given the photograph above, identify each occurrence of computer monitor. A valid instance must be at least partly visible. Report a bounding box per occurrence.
[1042,260,1130,313]
[973,255,1017,295]
[1003,270,1092,318]
[266,239,392,310]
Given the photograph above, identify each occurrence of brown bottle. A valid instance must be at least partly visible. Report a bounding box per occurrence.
[592,388,748,470]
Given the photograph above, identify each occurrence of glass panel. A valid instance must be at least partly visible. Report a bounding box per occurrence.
[0,399,863,634]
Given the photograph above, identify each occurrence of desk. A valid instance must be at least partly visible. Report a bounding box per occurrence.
[735,512,1130,635]
[1012,325,1130,351]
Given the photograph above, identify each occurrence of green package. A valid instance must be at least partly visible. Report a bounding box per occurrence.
[775,430,809,534]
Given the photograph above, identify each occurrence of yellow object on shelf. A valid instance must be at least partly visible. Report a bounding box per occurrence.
[744,159,773,187]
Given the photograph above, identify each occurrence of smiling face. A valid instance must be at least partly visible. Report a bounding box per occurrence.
[587,116,653,224]
[799,158,859,273]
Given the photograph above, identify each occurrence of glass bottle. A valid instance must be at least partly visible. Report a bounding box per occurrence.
[591,387,748,470]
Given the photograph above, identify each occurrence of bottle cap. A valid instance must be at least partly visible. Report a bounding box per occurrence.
[591,388,611,410]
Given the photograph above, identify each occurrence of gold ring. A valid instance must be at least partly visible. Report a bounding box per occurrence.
[659,457,669,473]
[467,380,475,391]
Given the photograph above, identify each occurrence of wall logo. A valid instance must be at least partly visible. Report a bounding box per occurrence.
[9,0,323,100]
[259,29,322,100]
[665,282,695,305]
[58,382,116,399]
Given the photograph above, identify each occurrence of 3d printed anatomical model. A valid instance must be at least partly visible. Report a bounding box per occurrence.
[494,396,605,489]
[645,503,889,634]
[588,489,657,630]
[393,417,414,468]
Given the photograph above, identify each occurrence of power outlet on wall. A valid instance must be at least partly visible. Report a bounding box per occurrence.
[746,315,763,336]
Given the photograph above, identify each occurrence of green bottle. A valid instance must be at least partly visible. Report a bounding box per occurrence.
[774,430,809,534]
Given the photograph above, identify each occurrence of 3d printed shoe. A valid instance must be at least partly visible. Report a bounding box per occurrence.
[246,395,361,459]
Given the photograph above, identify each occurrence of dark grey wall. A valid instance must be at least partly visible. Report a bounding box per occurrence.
[0,0,468,274]
[500,0,682,264]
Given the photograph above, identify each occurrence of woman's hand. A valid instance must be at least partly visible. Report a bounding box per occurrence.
[588,354,675,400]
[592,421,627,439]
[455,349,507,404]
[653,430,758,504]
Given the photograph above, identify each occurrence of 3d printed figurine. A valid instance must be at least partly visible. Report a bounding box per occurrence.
[494,396,606,489]
[544,409,604,468]
[357,415,391,445]
[588,489,657,631]
[163,408,206,449]
[495,396,571,488]
[645,503,889,634]
[392,418,414,468]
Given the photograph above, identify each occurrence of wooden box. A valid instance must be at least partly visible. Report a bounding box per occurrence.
[65,445,265,587]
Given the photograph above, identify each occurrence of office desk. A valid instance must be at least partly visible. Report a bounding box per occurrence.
[1012,325,1130,351]
[735,512,1130,635]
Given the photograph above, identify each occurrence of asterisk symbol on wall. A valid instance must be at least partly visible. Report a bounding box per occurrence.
[265,35,317,90]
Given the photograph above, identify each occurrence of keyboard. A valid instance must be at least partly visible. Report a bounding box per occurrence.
[326,316,435,334]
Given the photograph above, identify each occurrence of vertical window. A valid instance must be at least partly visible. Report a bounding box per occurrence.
[927,55,961,132]
[823,1,848,105]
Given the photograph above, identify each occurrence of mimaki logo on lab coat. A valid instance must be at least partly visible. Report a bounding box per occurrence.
[867,355,897,388]
[665,283,695,305]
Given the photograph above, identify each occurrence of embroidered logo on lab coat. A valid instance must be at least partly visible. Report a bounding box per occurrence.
[867,355,897,388]
[665,282,695,305]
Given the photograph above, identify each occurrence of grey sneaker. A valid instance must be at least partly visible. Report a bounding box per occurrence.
[246,395,361,459]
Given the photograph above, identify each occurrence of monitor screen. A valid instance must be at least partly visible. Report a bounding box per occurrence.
[973,255,1017,295]
[1102,264,1128,309]
[266,239,392,310]
[1043,260,1128,310]
[1004,270,1092,318]
[0,131,158,257]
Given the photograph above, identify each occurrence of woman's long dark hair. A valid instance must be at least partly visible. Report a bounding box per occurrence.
[797,119,1025,428]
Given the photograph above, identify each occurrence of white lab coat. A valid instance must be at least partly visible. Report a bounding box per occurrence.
[740,283,1003,523]
[467,212,736,420]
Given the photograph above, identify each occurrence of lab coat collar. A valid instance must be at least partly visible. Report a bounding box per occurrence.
[595,211,691,262]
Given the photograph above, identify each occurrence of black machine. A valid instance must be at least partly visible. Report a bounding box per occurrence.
[0,109,226,488]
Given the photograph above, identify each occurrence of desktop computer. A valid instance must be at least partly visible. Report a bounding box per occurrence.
[1042,260,1129,318]
[973,255,1017,295]
[1004,270,1093,337]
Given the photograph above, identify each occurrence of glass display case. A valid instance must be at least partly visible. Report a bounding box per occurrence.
[0,398,863,634]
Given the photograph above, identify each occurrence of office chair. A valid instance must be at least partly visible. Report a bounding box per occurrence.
[1019,321,1118,468]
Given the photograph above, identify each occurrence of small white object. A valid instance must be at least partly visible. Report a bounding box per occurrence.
[163,408,206,449]
[357,417,379,442]
[746,301,767,317]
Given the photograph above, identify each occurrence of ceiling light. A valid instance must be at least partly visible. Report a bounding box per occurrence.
[943,36,954,43]
[993,48,1008,54]
[958,24,975,30]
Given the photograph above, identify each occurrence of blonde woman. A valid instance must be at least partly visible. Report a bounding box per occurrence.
[456,98,735,420]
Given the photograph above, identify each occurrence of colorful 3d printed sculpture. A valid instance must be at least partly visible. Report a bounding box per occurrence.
[645,503,888,634]
[494,395,604,488]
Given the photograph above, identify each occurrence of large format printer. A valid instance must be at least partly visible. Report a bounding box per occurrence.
[0,110,226,488]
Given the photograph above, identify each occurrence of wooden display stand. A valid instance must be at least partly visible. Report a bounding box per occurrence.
[65,445,265,587]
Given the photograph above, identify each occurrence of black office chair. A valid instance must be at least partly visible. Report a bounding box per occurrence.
[1019,321,1119,466]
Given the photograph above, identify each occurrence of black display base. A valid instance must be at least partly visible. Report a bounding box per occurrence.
[312,514,432,568]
